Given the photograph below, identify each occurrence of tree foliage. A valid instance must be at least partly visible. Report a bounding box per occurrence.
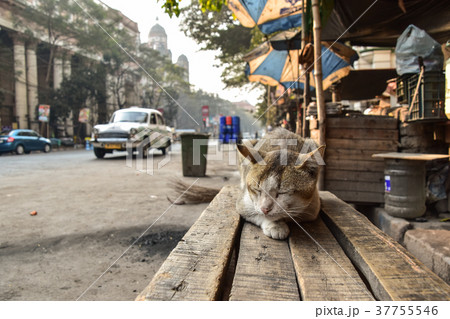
[51,56,106,121]
[14,0,113,86]
[179,1,260,88]
[157,0,226,17]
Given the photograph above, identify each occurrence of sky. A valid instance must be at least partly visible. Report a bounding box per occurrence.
[100,0,263,105]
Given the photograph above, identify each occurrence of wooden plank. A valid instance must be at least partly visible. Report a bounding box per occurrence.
[289,218,374,300]
[328,190,384,203]
[327,127,398,140]
[326,138,398,151]
[326,159,385,172]
[372,152,450,161]
[229,223,300,301]
[325,180,384,193]
[327,117,398,129]
[320,191,450,301]
[326,149,385,162]
[326,169,384,183]
[136,185,242,301]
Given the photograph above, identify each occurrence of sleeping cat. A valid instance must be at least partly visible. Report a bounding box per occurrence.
[236,128,325,240]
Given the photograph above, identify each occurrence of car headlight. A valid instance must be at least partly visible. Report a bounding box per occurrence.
[93,128,99,140]
[130,128,137,137]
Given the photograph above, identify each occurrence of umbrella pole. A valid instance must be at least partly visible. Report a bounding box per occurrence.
[301,2,310,138]
[312,0,326,190]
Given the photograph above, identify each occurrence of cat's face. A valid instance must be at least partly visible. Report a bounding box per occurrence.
[244,150,321,222]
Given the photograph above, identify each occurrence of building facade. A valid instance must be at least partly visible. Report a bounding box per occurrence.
[0,1,189,137]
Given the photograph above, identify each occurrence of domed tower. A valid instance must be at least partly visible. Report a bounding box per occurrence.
[148,22,171,58]
[176,54,189,83]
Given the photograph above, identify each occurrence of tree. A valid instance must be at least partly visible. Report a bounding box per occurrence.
[178,2,257,88]
[50,56,106,134]
[137,45,190,125]
[14,0,111,88]
[157,0,226,17]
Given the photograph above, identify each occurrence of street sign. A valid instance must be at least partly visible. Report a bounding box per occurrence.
[38,105,50,122]
[201,105,209,117]
[78,108,90,123]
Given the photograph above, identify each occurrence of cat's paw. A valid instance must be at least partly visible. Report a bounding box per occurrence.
[262,221,290,240]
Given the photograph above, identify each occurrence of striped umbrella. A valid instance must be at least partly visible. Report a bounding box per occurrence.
[244,40,357,90]
[228,0,303,35]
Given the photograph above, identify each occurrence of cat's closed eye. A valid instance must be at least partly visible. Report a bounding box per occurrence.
[276,191,289,198]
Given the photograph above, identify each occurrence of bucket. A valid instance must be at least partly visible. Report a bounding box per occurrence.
[180,133,210,177]
[384,159,426,218]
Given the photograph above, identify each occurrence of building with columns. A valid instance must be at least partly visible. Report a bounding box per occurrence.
[0,0,140,136]
[0,1,189,137]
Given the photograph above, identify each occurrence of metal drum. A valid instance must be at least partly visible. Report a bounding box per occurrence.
[384,158,426,218]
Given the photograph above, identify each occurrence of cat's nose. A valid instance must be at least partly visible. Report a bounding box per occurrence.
[261,207,272,215]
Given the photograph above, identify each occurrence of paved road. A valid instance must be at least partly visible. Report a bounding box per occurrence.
[0,144,239,300]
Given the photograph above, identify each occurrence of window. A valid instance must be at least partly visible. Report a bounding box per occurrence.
[112,112,148,123]
[150,114,157,124]
[157,114,165,125]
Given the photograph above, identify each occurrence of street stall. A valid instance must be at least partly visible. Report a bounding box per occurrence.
[135,0,450,301]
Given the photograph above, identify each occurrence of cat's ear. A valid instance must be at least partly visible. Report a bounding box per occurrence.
[237,143,266,164]
[295,145,326,168]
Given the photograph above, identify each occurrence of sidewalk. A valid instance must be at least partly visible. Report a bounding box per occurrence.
[365,207,450,284]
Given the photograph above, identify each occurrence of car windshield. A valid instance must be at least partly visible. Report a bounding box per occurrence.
[111,112,148,123]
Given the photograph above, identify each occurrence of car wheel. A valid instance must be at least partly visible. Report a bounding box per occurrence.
[160,147,167,156]
[94,147,106,159]
[44,144,51,153]
[15,144,25,155]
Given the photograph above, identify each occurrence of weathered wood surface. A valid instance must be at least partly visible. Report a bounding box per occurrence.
[229,222,300,301]
[327,117,398,129]
[326,169,384,183]
[326,139,398,151]
[320,191,450,301]
[326,148,386,162]
[329,190,384,204]
[289,218,374,301]
[136,185,242,301]
[327,127,398,140]
[326,159,385,172]
[325,180,384,193]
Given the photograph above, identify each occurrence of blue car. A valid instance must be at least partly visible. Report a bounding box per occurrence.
[0,129,52,155]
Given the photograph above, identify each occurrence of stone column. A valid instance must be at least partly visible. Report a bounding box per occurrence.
[53,56,64,89]
[13,35,28,129]
[26,42,39,131]
[63,55,71,79]
[63,54,74,136]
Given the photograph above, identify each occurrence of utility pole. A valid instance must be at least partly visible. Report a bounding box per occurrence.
[301,2,311,138]
[312,0,326,190]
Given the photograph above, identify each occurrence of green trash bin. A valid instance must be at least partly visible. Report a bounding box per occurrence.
[180,133,210,177]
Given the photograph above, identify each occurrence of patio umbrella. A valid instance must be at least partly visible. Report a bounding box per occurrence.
[244,40,357,91]
[227,0,303,35]
[243,42,305,89]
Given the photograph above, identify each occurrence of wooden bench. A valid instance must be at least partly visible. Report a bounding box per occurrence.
[136,185,450,301]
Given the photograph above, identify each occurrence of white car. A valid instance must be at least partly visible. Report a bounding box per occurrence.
[91,107,171,159]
